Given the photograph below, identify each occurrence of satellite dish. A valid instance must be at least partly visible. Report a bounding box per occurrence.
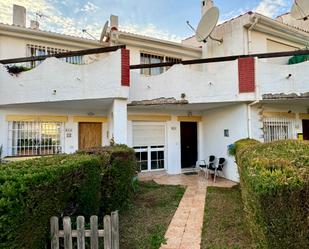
[100,21,109,43]
[291,0,309,21]
[196,6,220,42]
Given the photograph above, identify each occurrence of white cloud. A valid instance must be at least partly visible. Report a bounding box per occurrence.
[0,0,182,42]
[255,0,289,18]
[76,1,99,14]
[120,23,183,42]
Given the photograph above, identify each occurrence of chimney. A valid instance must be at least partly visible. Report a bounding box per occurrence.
[201,0,214,16]
[110,15,118,30]
[13,4,26,27]
[30,20,40,29]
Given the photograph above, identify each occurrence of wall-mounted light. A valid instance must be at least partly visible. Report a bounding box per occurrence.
[52,90,57,95]
[87,112,95,116]
[187,111,193,117]
[181,93,186,99]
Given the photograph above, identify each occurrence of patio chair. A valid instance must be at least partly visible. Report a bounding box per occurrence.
[197,155,216,179]
[214,157,226,182]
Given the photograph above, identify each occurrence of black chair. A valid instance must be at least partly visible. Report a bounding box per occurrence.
[214,158,226,182]
[197,155,217,179]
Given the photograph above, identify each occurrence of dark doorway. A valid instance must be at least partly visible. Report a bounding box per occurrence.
[303,120,309,140]
[180,122,198,168]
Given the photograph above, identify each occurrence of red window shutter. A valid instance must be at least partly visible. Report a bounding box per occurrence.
[238,57,255,93]
[121,49,130,86]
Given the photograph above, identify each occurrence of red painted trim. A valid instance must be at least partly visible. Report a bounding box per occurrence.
[121,49,130,86]
[238,57,255,93]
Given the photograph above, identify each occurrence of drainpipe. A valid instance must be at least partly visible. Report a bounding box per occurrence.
[247,100,260,139]
[247,16,259,55]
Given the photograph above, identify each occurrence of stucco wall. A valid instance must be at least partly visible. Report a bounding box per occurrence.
[257,60,309,96]
[0,50,128,105]
[202,104,249,182]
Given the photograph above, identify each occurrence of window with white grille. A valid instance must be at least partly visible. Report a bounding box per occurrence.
[263,117,295,142]
[8,121,64,156]
[27,44,84,68]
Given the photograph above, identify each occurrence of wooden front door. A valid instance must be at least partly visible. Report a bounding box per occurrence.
[303,120,309,140]
[78,122,102,150]
[180,122,198,168]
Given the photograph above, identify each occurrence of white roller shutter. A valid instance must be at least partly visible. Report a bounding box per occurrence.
[133,123,165,147]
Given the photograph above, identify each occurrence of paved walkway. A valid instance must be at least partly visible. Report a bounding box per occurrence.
[139,172,237,249]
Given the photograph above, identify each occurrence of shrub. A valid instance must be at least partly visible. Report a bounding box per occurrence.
[78,144,138,213]
[235,139,309,249]
[0,154,102,249]
[0,145,137,249]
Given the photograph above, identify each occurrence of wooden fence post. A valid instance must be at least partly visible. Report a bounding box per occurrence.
[50,217,59,249]
[111,211,119,249]
[90,216,99,249]
[104,215,112,249]
[77,216,85,249]
[63,217,73,249]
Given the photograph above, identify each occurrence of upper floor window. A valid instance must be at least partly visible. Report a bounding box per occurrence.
[27,44,83,68]
[140,53,181,76]
[140,53,164,76]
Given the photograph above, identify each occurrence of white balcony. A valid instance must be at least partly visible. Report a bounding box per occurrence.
[0,50,129,106]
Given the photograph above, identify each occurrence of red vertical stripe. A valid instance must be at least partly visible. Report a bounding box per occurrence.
[121,49,130,86]
[238,57,255,93]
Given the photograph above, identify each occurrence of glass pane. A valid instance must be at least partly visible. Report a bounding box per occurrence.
[140,161,148,171]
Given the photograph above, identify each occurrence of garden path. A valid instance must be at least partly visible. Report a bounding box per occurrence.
[139,172,236,249]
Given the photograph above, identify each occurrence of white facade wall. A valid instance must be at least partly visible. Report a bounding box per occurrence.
[202,104,249,182]
[0,51,128,105]
[257,60,309,96]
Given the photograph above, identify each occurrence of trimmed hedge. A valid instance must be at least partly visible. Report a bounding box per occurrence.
[0,145,137,249]
[235,139,309,249]
[78,145,138,213]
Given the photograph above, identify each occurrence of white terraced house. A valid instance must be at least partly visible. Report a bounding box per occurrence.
[0,1,308,182]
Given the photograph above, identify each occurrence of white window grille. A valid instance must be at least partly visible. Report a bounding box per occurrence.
[27,44,84,68]
[263,117,296,142]
[7,121,64,156]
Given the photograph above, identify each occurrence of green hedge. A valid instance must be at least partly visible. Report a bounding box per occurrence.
[78,145,138,213]
[235,139,309,249]
[0,145,137,249]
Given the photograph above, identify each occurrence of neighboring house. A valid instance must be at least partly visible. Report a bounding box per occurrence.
[0,1,308,182]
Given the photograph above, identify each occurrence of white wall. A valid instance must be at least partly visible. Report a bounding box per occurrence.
[130,61,256,104]
[202,104,249,182]
[257,60,309,96]
[0,50,128,105]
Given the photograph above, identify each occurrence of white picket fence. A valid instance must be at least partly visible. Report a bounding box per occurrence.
[50,211,119,249]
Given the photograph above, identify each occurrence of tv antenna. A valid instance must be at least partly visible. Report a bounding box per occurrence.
[99,21,109,43]
[35,12,49,22]
[291,0,309,21]
[186,6,222,44]
[82,29,98,41]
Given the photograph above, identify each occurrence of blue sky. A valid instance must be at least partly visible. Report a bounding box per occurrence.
[0,0,293,41]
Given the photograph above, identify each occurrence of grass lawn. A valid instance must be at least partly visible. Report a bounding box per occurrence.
[119,181,185,249]
[201,186,255,249]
